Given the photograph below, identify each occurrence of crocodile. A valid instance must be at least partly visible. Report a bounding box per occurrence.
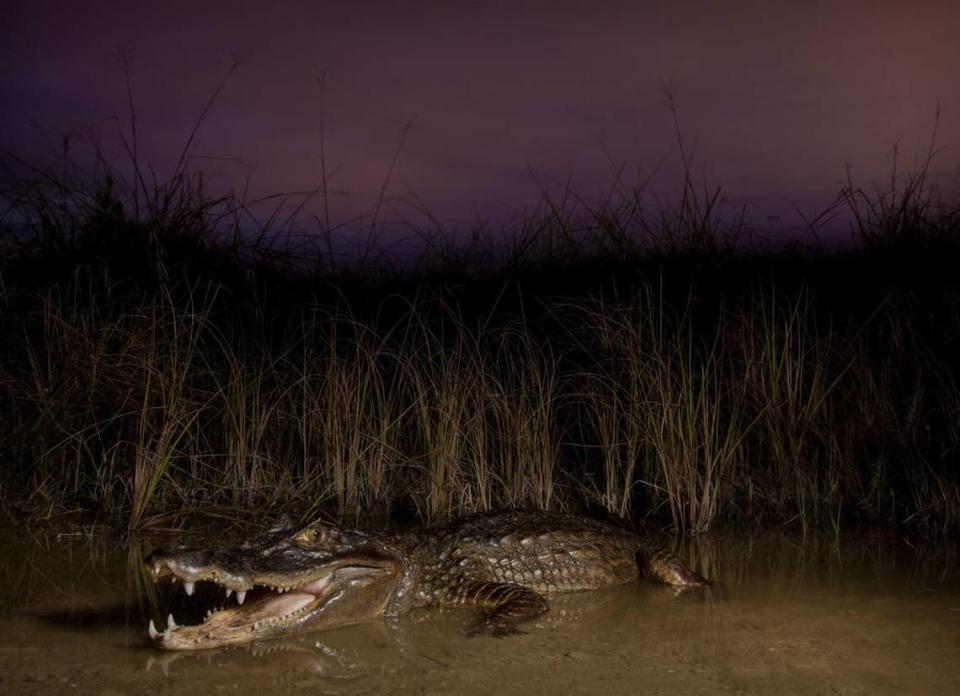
[145,509,708,650]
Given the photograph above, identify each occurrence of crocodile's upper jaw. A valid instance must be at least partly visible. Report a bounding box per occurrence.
[147,552,400,650]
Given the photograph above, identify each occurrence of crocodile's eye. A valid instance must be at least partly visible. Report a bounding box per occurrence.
[295,528,327,545]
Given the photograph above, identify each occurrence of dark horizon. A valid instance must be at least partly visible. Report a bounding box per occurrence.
[3,0,959,245]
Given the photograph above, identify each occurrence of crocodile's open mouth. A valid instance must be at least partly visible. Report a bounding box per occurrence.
[146,554,396,650]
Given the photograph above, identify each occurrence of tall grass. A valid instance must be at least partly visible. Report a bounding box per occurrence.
[735,291,842,531]
[1,119,959,536]
[2,258,959,536]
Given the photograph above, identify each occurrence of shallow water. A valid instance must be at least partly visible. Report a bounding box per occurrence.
[1,524,958,695]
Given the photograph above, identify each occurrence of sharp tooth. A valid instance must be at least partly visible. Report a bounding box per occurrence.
[163,627,172,641]
[184,581,195,596]
[225,588,233,599]
[148,619,159,640]
[167,613,177,630]
[237,590,246,605]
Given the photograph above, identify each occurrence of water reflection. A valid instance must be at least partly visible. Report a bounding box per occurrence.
[1,522,957,695]
[143,624,400,679]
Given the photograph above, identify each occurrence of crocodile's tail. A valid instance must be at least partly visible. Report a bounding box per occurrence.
[636,543,709,587]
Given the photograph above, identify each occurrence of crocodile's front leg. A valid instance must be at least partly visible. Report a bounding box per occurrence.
[446,581,549,635]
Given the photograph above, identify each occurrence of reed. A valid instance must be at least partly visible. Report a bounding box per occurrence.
[3,265,959,536]
[1,125,958,537]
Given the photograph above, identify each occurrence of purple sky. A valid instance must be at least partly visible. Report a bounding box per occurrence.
[3,0,959,243]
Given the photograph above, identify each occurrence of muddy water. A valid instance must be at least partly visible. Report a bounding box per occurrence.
[1,525,958,696]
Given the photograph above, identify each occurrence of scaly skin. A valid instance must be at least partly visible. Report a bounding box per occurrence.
[145,510,708,649]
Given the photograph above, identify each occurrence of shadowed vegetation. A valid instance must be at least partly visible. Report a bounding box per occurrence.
[1,134,958,537]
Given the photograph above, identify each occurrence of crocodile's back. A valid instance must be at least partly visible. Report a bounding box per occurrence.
[423,510,645,595]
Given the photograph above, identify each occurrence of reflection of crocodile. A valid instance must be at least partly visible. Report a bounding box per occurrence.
[145,510,708,649]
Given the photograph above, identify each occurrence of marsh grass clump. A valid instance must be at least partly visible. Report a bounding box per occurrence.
[1,133,959,538]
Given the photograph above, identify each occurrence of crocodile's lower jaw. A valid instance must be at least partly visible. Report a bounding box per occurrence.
[149,576,335,650]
